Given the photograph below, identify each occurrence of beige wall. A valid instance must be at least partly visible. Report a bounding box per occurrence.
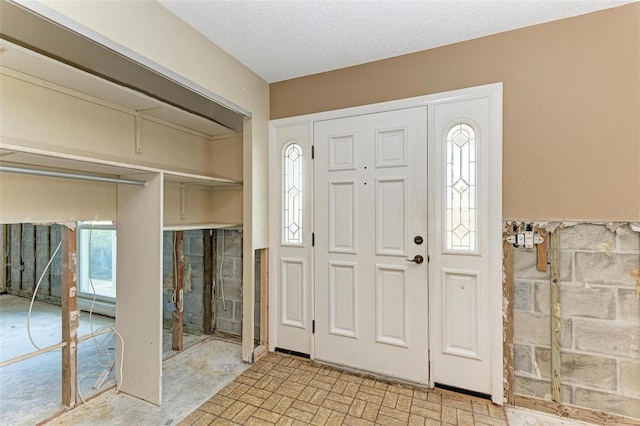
[0,72,241,226]
[270,3,640,222]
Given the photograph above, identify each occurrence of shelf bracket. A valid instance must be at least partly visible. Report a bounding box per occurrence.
[180,183,187,220]
[135,111,144,154]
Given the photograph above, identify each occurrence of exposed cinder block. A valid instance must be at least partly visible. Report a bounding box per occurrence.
[618,289,640,322]
[575,252,638,287]
[188,312,203,327]
[222,230,242,254]
[220,279,242,300]
[574,388,640,419]
[21,224,35,290]
[514,311,572,348]
[35,225,51,296]
[560,224,615,251]
[514,376,572,403]
[183,292,202,313]
[535,282,616,320]
[234,259,243,279]
[514,344,534,374]
[514,280,533,311]
[49,274,61,298]
[514,248,571,281]
[9,224,22,291]
[620,360,640,397]
[221,258,236,279]
[575,320,640,358]
[535,348,617,390]
[49,226,62,297]
[216,299,234,320]
[216,318,241,335]
[615,226,640,253]
[183,230,204,256]
[234,300,242,321]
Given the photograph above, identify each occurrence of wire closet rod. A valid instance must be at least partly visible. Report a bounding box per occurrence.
[0,165,147,186]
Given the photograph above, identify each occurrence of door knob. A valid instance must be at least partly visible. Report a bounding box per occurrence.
[406,255,424,264]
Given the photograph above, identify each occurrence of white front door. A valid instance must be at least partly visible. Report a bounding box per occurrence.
[314,107,429,383]
[270,83,503,401]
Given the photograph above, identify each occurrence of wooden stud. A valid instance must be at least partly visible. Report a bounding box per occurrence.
[260,248,269,348]
[503,227,515,405]
[211,231,218,332]
[535,225,548,272]
[1,224,6,292]
[172,231,184,351]
[550,230,562,403]
[61,226,77,408]
[203,230,213,335]
[515,394,638,425]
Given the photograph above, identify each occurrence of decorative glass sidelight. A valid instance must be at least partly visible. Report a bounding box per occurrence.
[283,143,303,244]
[445,123,477,251]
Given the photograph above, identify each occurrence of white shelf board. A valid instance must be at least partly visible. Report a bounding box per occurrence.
[0,138,242,188]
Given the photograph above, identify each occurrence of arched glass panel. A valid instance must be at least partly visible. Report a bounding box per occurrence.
[445,123,477,251]
[283,143,303,244]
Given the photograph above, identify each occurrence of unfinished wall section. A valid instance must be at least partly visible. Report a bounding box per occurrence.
[5,224,63,301]
[216,229,243,335]
[162,230,205,333]
[513,223,640,419]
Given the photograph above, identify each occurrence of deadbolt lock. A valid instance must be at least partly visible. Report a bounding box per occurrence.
[414,236,424,245]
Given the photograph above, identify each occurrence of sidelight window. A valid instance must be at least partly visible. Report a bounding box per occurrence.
[283,143,303,245]
[445,123,477,251]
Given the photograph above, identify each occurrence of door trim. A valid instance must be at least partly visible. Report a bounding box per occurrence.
[269,83,503,404]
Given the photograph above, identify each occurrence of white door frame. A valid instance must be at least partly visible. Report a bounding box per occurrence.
[269,83,503,404]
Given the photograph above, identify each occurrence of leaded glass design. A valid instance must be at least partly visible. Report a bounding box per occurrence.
[283,143,303,244]
[445,123,477,251]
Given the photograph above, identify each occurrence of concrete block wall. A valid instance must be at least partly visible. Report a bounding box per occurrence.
[215,229,243,335]
[5,224,62,300]
[162,230,206,331]
[6,225,244,338]
[513,223,640,419]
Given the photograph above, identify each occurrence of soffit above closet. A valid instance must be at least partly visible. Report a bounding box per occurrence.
[0,1,243,137]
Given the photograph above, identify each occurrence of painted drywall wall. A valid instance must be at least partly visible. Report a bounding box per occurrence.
[270,3,640,222]
[211,135,243,183]
[26,0,270,249]
[0,73,242,225]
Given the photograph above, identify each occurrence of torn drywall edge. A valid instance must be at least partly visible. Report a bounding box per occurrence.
[504,221,640,234]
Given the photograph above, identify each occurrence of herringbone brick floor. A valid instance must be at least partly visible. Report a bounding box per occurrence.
[179,351,508,425]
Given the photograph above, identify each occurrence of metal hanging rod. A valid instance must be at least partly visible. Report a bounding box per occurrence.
[0,165,147,186]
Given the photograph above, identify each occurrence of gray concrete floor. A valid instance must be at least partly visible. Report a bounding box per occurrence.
[0,294,236,426]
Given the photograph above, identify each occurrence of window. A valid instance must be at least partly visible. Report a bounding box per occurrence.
[283,143,303,245]
[445,123,477,251]
[78,221,116,299]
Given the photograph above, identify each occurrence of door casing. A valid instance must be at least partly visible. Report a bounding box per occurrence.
[268,83,503,404]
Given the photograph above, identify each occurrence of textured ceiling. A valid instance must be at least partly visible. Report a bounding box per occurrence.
[159,0,632,83]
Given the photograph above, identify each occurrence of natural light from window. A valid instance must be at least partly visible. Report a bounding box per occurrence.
[78,221,116,299]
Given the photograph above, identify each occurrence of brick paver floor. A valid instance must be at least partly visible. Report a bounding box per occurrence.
[179,351,508,425]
